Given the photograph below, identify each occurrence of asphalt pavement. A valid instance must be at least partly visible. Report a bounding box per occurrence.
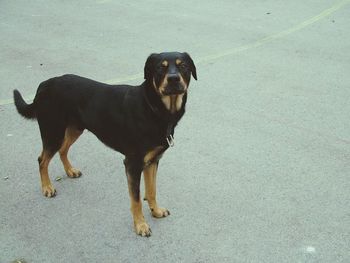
[1,0,350,262]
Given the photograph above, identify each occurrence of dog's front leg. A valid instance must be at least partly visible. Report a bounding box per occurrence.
[124,157,151,237]
[144,161,170,218]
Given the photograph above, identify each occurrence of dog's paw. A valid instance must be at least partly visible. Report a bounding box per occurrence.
[66,167,82,178]
[42,185,56,197]
[135,222,152,237]
[151,207,170,218]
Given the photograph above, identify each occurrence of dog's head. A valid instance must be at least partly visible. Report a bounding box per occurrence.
[144,52,197,113]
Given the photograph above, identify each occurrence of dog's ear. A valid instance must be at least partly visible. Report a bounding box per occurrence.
[144,53,158,80]
[183,52,197,80]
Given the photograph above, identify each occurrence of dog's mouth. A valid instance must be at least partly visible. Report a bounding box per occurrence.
[161,84,186,96]
[162,89,185,96]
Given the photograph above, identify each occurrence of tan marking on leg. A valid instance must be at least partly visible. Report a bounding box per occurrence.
[144,162,170,218]
[59,126,83,178]
[127,175,151,237]
[143,146,164,165]
[39,150,56,197]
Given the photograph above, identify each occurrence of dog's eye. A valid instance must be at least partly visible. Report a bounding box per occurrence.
[159,61,168,69]
[158,64,167,71]
[178,62,188,69]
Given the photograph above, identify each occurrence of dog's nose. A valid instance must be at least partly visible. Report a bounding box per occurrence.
[167,74,180,82]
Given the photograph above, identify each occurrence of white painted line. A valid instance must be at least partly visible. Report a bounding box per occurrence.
[1,0,349,107]
[306,246,316,253]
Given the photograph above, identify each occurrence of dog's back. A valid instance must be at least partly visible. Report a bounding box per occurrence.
[15,74,140,152]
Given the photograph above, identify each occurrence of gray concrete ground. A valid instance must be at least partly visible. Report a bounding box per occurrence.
[1,0,349,262]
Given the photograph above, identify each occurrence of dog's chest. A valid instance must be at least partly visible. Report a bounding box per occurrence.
[143,146,165,166]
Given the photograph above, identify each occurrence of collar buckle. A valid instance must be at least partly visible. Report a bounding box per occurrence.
[166,134,175,147]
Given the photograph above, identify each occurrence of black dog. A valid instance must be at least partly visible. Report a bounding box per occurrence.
[13,52,197,237]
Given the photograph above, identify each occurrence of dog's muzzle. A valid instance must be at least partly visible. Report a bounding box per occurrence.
[162,74,185,95]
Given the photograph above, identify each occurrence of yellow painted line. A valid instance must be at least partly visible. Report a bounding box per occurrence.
[104,72,143,85]
[0,97,18,105]
[96,0,112,4]
[197,0,350,65]
[1,0,349,106]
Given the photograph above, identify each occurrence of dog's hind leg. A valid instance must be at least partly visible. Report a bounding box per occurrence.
[37,109,66,197]
[59,126,83,178]
[38,150,56,197]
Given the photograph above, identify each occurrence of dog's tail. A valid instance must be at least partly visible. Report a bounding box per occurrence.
[13,89,36,119]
